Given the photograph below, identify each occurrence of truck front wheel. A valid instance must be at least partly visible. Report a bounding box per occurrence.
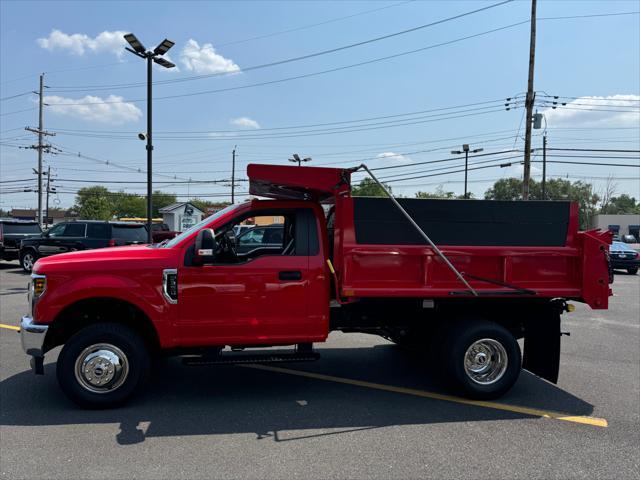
[57,323,150,408]
[443,319,521,400]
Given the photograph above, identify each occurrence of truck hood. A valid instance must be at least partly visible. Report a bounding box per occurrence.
[34,245,176,274]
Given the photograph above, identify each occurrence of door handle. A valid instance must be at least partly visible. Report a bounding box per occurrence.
[278,270,302,281]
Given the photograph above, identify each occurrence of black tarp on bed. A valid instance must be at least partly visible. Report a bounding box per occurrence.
[353,197,571,247]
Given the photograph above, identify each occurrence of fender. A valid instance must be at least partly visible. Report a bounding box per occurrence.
[34,271,176,348]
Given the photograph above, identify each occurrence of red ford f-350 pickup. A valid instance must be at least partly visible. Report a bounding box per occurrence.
[20,164,612,408]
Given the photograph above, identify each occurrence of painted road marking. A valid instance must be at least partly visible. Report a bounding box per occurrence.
[0,324,20,332]
[241,364,608,428]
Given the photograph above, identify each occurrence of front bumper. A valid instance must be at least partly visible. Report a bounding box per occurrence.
[20,316,48,374]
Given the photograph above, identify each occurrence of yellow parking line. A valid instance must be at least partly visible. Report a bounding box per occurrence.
[241,364,608,428]
[0,323,20,332]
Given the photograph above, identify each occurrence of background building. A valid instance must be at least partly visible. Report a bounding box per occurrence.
[159,202,204,232]
[592,214,640,240]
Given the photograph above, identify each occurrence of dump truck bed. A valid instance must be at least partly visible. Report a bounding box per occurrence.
[247,163,612,309]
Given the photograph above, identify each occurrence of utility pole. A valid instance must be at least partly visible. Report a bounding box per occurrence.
[24,73,55,227]
[451,144,483,199]
[231,146,236,203]
[522,0,537,200]
[541,134,547,199]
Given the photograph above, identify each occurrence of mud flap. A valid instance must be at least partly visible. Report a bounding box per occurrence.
[522,310,561,383]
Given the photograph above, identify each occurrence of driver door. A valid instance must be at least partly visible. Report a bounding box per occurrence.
[176,208,327,347]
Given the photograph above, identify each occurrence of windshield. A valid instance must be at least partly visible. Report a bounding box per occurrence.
[162,204,238,248]
[610,241,635,252]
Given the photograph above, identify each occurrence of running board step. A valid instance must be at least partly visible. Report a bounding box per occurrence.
[182,351,320,366]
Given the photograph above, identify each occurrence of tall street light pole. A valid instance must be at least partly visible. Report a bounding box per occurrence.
[124,33,176,243]
[231,146,236,204]
[451,144,483,199]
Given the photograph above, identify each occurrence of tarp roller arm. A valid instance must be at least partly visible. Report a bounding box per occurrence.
[352,164,478,297]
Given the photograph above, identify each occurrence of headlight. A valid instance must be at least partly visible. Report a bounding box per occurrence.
[31,274,46,298]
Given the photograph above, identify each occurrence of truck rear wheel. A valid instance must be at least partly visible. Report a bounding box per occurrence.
[443,319,521,400]
[57,323,150,408]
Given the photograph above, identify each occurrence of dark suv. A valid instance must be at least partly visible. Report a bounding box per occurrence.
[0,219,42,263]
[19,220,148,272]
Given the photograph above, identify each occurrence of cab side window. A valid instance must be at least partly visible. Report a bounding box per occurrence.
[47,223,66,237]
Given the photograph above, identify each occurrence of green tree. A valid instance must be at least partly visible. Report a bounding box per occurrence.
[415,186,472,199]
[351,177,391,197]
[151,191,177,216]
[74,186,112,220]
[78,195,112,220]
[600,194,639,214]
[484,177,600,229]
[112,192,146,218]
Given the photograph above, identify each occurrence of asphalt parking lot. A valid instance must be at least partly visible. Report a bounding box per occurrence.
[0,262,638,479]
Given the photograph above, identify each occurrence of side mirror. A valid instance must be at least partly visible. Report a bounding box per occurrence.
[194,228,217,264]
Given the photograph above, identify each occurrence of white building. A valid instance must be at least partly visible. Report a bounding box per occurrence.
[592,214,640,240]
[159,202,204,232]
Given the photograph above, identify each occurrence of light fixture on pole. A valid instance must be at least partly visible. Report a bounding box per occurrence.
[451,144,483,199]
[124,33,175,243]
[288,153,311,167]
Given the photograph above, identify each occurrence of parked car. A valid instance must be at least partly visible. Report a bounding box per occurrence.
[232,224,254,238]
[609,241,640,274]
[621,234,637,243]
[19,220,148,272]
[235,224,284,254]
[0,219,42,263]
[151,223,179,243]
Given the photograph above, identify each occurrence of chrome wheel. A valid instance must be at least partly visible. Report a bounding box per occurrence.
[464,338,508,385]
[22,253,35,271]
[74,343,130,394]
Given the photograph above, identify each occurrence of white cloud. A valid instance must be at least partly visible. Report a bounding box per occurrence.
[543,94,640,128]
[37,29,128,57]
[376,151,411,163]
[45,95,142,124]
[180,39,240,74]
[230,117,260,129]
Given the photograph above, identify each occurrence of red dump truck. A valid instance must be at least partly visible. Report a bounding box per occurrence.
[20,164,612,408]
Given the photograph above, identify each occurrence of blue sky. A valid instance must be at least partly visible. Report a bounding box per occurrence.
[1,0,639,210]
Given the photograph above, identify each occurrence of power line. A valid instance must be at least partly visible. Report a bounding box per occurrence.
[49,98,510,135]
[0,91,33,102]
[216,0,415,47]
[46,20,531,105]
[0,107,37,117]
[49,1,514,93]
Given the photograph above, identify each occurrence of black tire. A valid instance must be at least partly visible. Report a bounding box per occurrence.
[20,249,38,272]
[628,268,638,275]
[442,319,521,400]
[57,323,150,409]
